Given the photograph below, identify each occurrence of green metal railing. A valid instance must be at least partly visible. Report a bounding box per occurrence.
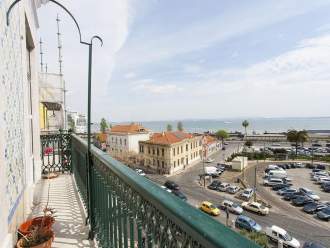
[71,134,259,248]
[40,131,72,174]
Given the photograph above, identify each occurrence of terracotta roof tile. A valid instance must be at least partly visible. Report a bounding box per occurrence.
[204,135,217,145]
[147,131,194,145]
[110,124,147,134]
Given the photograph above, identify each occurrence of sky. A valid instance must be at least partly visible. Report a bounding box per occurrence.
[38,0,330,122]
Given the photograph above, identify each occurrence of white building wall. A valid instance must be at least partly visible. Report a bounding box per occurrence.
[128,133,150,154]
[0,0,41,246]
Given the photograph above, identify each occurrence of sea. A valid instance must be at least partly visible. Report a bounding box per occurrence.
[133,117,330,134]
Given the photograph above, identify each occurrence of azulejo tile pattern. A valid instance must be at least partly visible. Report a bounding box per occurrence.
[0,1,26,223]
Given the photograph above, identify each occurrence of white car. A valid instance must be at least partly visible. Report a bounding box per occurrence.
[221,200,243,215]
[218,183,230,192]
[263,178,283,186]
[240,188,254,200]
[265,225,300,248]
[227,185,240,194]
[319,178,330,185]
[241,201,269,215]
[135,169,146,176]
[316,176,330,184]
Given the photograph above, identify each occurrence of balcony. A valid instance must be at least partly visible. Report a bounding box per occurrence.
[38,133,260,248]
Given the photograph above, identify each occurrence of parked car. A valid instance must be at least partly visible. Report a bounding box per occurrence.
[316,207,330,221]
[302,241,327,248]
[240,188,254,200]
[207,180,221,190]
[160,185,172,193]
[283,191,303,201]
[265,225,300,248]
[303,202,328,214]
[292,196,314,206]
[272,184,290,191]
[321,182,330,189]
[241,201,269,215]
[235,215,262,232]
[264,177,283,186]
[221,200,243,214]
[172,190,187,201]
[295,162,305,168]
[135,169,146,176]
[316,177,330,184]
[267,170,287,179]
[278,188,297,196]
[218,182,230,192]
[164,180,179,191]
[316,164,326,170]
[323,185,330,192]
[299,188,320,201]
[227,185,240,194]
[200,201,220,216]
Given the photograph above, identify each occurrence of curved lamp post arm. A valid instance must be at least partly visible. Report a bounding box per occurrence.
[91,35,103,47]
[6,0,89,45]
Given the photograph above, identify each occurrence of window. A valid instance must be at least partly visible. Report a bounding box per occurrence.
[115,138,118,144]
[162,161,165,168]
[140,145,144,153]
[191,143,193,149]
[199,140,202,146]
[120,139,122,145]
[157,148,159,156]
[148,147,150,154]
[177,147,179,154]
[157,160,160,167]
[191,154,192,160]
[181,158,184,164]
[124,139,127,146]
[173,148,175,156]
[177,159,180,165]
[174,161,176,167]
[112,137,114,142]
[186,144,188,151]
[153,149,155,155]
[181,146,183,153]
[162,148,164,156]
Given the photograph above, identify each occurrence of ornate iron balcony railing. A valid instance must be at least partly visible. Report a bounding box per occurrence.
[42,133,259,247]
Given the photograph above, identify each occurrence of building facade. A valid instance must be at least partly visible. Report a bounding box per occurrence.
[107,124,151,158]
[0,0,42,246]
[39,72,66,132]
[139,131,203,175]
[203,135,220,157]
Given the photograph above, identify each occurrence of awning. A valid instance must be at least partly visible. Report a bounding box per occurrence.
[42,102,62,111]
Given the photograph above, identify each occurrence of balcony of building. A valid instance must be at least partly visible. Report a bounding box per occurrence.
[36,132,260,248]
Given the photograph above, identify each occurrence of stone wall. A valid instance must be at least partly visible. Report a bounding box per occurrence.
[0,0,41,246]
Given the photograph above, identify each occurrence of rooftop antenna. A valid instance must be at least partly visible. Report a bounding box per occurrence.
[56,14,67,129]
[39,38,44,72]
[56,14,63,76]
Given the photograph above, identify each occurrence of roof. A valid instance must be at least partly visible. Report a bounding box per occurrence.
[145,131,195,145]
[110,124,148,134]
[271,225,287,235]
[204,135,217,145]
[202,201,213,206]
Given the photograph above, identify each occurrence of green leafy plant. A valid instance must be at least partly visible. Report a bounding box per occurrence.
[239,230,268,248]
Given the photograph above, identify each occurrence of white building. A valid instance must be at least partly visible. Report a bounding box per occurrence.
[107,124,151,157]
[39,72,66,132]
[203,135,221,158]
[0,0,43,246]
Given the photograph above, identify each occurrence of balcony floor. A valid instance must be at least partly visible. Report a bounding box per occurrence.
[31,174,94,248]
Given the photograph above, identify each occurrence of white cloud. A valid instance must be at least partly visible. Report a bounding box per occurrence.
[132,79,183,94]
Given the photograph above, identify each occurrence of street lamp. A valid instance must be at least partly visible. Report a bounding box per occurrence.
[7,0,103,239]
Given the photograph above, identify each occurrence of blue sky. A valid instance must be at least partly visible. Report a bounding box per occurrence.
[38,0,330,122]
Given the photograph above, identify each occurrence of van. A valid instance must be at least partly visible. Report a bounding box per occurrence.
[267,170,287,179]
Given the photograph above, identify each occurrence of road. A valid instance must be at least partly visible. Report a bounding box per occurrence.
[148,142,330,247]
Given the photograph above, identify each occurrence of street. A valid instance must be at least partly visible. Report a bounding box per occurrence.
[147,142,330,247]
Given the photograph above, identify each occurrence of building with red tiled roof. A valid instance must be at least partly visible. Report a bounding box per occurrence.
[139,131,203,175]
[107,123,151,157]
[202,135,221,157]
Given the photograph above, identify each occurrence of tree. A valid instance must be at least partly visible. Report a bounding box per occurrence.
[239,230,268,248]
[166,124,173,131]
[100,118,109,133]
[242,120,249,138]
[286,129,308,157]
[215,129,229,146]
[245,140,253,148]
[177,121,183,131]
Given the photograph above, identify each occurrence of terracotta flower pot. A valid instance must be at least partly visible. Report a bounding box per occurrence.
[16,230,54,248]
[18,216,55,236]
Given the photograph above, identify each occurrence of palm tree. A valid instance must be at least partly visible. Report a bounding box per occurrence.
[286,129,308,157]
[166,124,173,131]
[215,129,229,146]
[242,120,249,138]
[100,118,109,133]
[177,121,183,131]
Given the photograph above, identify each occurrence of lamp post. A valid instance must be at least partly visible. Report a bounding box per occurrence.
[7,0,103,239]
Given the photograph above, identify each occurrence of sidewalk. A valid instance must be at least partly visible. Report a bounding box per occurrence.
[31,175,94,248]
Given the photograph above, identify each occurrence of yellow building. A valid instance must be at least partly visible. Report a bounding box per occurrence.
[139,131,203,174]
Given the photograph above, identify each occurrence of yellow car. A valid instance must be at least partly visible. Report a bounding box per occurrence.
[200,201,220,216]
